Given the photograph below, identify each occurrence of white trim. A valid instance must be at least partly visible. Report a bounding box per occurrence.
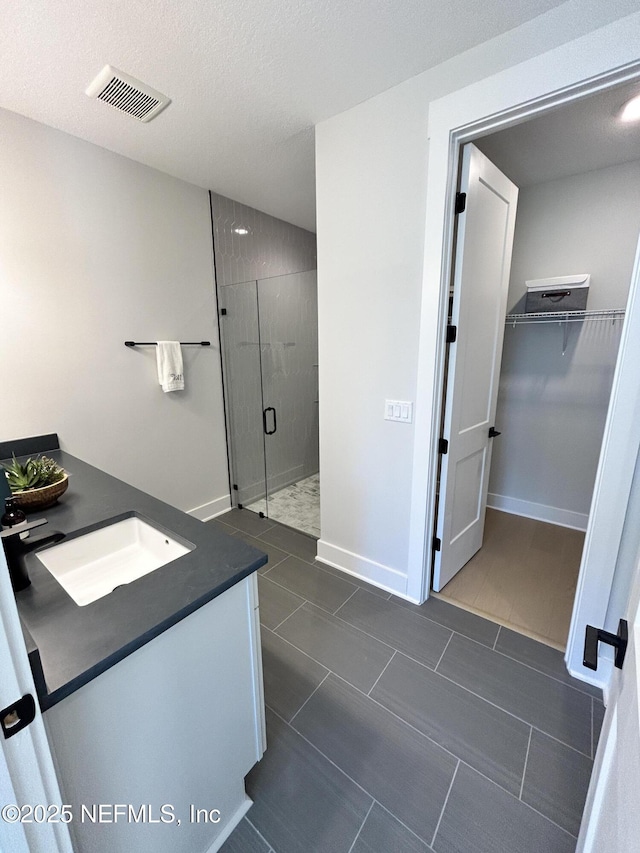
[407,14,640,688]
[204,795,252,853]
[316,540,414,599]
[187,494,231,521]
[487,493,588,531]
[567,658,612,698]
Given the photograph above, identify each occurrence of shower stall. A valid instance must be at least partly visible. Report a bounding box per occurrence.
[218,270,319,537]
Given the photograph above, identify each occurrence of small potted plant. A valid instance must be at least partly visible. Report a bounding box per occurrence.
[2,455,69,511]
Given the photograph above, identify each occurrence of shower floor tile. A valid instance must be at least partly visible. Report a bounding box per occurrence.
[246,473,320,538]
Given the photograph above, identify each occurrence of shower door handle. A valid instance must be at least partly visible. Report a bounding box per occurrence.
[263,407,277,435]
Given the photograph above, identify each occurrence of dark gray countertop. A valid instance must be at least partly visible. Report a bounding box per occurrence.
[8,448,266,710]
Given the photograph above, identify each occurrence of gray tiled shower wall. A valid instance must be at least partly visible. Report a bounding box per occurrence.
[210,192,316,288]
[211,193,318,506]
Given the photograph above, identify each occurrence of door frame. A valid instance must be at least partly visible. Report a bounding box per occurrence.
[407,14,640,690]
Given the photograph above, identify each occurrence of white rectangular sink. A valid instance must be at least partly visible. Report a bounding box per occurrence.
[37,516,194,606]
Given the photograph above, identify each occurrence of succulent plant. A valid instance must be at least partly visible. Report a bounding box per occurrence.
[2,455,65,493]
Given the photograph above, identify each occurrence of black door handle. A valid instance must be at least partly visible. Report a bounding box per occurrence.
[489,427,501,438]
[263,407,277,435]
[1,694,36,739]
[583,619,628,671]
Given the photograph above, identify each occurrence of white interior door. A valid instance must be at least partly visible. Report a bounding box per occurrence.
[432,143,518,592]
[0,548,72,853]
[577,546,640,851]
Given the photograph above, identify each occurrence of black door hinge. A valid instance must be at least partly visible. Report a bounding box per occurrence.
[220,308,227,316]
[439,438,449,454]
[432,536,441,552]
[455,192,467,214]
[447,325,457,344]
[232,484,238,491]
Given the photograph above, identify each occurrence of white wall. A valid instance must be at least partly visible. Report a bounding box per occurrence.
[505,162,640,314]
[488,161,640,528]
[315,0,640,595]
[0,108,229,517]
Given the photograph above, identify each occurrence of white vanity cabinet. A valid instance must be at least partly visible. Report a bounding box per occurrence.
[44,573,265,853]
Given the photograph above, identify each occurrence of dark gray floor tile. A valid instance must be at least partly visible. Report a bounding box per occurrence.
[258,575,305,630]
[219,817,271,853]
[231,529,288,574]
[314,560,392,599]
[438,634,593,755]
[434,763,576,853]
[352,804,434,853]
[521,729,592,836]
[276,603,395,693]
[371,653,529,794]
[267,556,358,613]
[336,588,452,669]
[393,596,499,648]
[495,628,602,699]
[218,508,277,537]
[206,517,237,535]
[261,627,329,721]
[593,700,606,754]
[258,524,318,563]
[294,674,457,845]
[246,709,372,853]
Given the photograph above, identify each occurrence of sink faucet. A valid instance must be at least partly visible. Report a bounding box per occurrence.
[1,518,65,592]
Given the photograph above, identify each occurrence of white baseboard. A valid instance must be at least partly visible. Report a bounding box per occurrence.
[188,494,231,522]
[205,795,252,853]
[567,659,610,699]
[316,540,409,598]
[487,492,588,531]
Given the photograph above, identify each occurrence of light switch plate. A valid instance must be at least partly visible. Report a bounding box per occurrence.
[384,400,413,423]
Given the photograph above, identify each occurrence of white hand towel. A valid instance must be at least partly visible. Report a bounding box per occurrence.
[156,341,184,392]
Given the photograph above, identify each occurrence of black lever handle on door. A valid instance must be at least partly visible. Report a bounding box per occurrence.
[489,427,501,438]
[263,407,277,435]
[583,619,628,671]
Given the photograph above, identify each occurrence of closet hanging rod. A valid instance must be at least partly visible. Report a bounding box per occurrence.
[124,341,211,347]
[505,308,625,326]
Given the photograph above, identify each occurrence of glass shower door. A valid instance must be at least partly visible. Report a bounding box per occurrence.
[219,271,319,536]
[218,281,268,513]
[258,271,319,535]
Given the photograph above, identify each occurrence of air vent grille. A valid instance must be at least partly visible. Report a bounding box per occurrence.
[98,77,159,120]
[86,65,170,123]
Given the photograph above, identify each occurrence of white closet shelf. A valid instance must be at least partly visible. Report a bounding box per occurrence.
[505,308,625,326]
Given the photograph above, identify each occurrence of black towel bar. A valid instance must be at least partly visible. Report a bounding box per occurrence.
[124,341,211,347]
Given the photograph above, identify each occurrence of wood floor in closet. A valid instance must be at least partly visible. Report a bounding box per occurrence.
[437,508,585,650]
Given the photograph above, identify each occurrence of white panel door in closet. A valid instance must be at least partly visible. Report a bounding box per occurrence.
[577,546,640,852]
[432,143,518,592]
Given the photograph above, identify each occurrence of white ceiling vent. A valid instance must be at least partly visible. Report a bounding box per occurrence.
[85,65,170,123]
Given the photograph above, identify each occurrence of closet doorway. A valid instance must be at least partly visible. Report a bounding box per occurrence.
[432,81,640,650]
[219,270,320,538]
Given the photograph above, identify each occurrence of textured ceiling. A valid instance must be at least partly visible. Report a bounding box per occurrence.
[476,80,640,187]
[1,0,570,230]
